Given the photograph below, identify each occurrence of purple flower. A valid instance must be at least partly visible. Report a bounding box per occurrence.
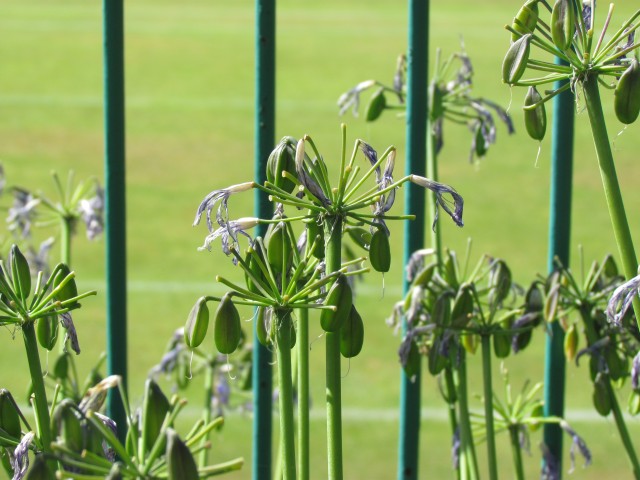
[60,312,80,355]
[11,432,34,480]
[78,184,104,240]
[198,217,259,255]
[194,182,254,232]
[560,421,592,473]
[410,175,464,228]
[7,188,39,239]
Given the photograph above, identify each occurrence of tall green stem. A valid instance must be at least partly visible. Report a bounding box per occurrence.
[455,350,479,480]
[579,306,640,477]
[480,334,498,480]
[275,309,296,480]
[324,215,343,480]
[60,217,73,266]
[23,322,52,459]
[198,361,214,468]
[582,77,640,324]
[508,425,525,480]
[443,367,460,480]
[297,307,310,480]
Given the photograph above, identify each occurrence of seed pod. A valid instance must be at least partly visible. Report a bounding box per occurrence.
[369,227,391,273]
[166,428,199,480]
[451,284,474,328]
[255,307,272,347]
[544,282,560,322]
[306,216,325,259]
[346,227,372,251]
[433,293,452,327]
[266,137,298,194]
[340,306,364,358]
[184,297,209,349]
[551,0,576,51]
[403,340,420,379]
[52,264,78,304]
[513,329,532,352]
[365,88,386,122]
[266,222,292,274]
[53,352,70,380]
[502,33,532,85]
[563,323,578,362]
[488,260,512,307]
[36,315,59,352]
[493,329,511,358]
[9,245,31,301]
[628,391,640,416]
[245,244,268,295]
[614,59,640,124]
[427,340,447,375]
[525,282,544,313]
[214,294,242,355]
[461,332,479,354]
[320,274,353,332]
[0,389,21,439]
[411,261,437,288]
[474,122,488,158]
[52,400,83,452]
[523,86,546,140]
[592,375,611,416]
[511,0,539,41]
[142,379,171,454]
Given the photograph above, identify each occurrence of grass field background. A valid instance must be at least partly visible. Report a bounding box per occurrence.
[1,0,640,478]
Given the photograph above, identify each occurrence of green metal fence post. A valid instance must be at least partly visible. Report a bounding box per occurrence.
[103,0,128,440]
[253,0,276,478]
[543,59,575,476]
[398,1,429,478]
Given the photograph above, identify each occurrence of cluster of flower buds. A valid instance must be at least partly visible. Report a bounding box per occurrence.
[503,0,640,139]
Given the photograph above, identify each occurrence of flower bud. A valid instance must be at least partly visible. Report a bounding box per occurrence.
[320,274,353,332]
[523,86,546,140]
[451,284,474,328]
[427,340,447,375]
[53,352,70,379]
[628,391,640,416]
[52,264,78,304]
[9,245,31,301]
[245,243,268,295]
[365,88,386,122]
[551,0,576,51]
[511,0,539,42]
[214,294,242,355]
[488,260,512,308]
[493,329,511,358]
[563,323,578,362]
[340,305,364,358]
[544,283,560,323]
[502,33,532,85]
[266,221,293,274]
[369,227,391,273]
[266,137,298,194]
[52,400,83,452]
[255,307,272,347]
[36,315,59,351]
[0,389,21,439]
[614,59,640,125]
[592,374,611,416]
[306,216,325,259]
[166,428,199,480]
[184,297,209,349]
[461,332,479,354]
[142,379,171,454]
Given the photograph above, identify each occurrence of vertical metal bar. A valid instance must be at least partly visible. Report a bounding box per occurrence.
[253,0,276,478]
[542,59,575,476]
[398,1,429,478]
[103,0,127,440]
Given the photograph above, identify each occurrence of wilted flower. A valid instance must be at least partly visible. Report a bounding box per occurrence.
[560,421,592,472]
[295,140,331,207]
[606,273,640,325]
[78,184,104,240]
[60,311,81,355]
[198,217,259,255]
[409,175,464,228]
[193,182,255,232]
[451,426,461,470]
[11,431,34,480]
[541,443,560,480]
[7,188,39,239]
[405,248,435,282]
[94,412,117,462]
[337,80,376,116]
[575,336,610,368]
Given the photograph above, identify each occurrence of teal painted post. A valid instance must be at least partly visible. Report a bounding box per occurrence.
[253,1,275,478]
[103,0,128,439]
[398,1,429,478]
[543,59,575,475]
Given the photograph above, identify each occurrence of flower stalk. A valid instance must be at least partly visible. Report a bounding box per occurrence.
[480,333,498,480]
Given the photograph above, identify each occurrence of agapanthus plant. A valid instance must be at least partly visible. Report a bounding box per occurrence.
[190,126,464,480]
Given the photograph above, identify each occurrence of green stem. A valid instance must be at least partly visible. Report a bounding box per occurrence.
[297,307,310,480]
[198,360,214,468]
[443,367,460,480]
[508,425,525,480]
[22,322,53,464]
[324,215,343,480]
[480,334,498,480]
[580,306,640,477]
[582,77,640,325]
[60,216,73,266]
[275,309,297,480]
[455,350,479,480]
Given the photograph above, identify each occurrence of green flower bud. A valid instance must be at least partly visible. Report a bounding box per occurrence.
[563,323,578,362]
[544,283,560,323]
[488,260,512,307]
[214,294,242,355]
[451,284,474,328]
[628,391,640,416]
[551,0,576,51]
[142,379,171,454]
[255,307,272,347]
[433,293,452,327]
[340,306,364,358]
[523,86,547,140]
[502,33,532,85]
[461,332,479,354]
[9,245,30,302]
[36,315,59,352]
[511,0,539,41]
[52,264,78,304]
[614,59,640,125]
[52,400,83,452]
[369,227,391,273]
[365,88,386,122]
[266,137,298,194]
[427,340,447,375]
[605,347,624,381]
[528,403,544,432]
[592,375,611,416]
[0,389,21,439]
[493,329,511,358]
[306,217,325,259]
[184,297,209,349]
[320,274,353,332]
[166,428,199,480]
[442,250,459,288]
[53,352,70,380]
[266,221,292,274]
[245,243,268,295]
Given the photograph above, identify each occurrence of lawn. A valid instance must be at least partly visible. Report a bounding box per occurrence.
[1,0,639,478]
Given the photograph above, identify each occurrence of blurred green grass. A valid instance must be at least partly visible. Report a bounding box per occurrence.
[1,0,640,478]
